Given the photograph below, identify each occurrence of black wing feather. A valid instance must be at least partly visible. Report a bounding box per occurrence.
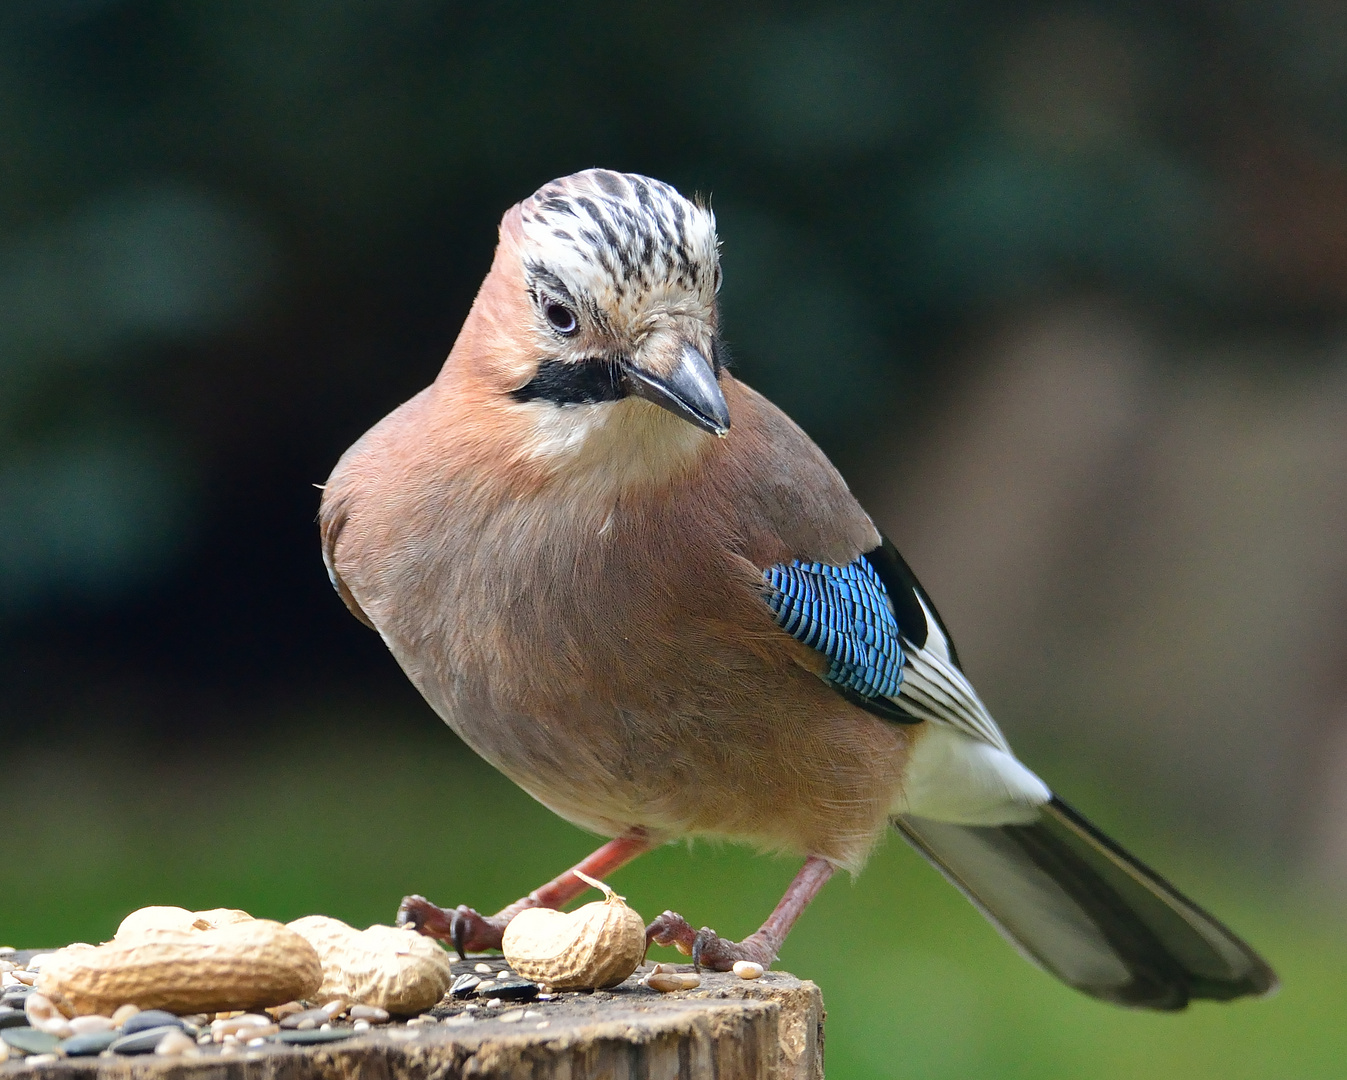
[862,535,963,670]
[894,798,1278,1008]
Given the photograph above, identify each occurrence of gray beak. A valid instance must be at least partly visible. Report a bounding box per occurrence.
[623,342,731,437]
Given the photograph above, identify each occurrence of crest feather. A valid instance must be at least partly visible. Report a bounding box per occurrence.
[518,170,719,324]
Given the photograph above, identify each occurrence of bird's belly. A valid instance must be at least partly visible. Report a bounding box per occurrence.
[357,477,910,869]
[403,646,911,870]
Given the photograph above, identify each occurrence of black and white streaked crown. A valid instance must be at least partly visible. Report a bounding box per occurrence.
[518,170,720,326]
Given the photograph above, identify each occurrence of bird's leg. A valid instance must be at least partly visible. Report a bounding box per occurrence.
[397,827,655,958]
[646,855,835,971]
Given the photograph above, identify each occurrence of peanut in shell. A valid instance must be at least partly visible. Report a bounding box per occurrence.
[115,905,254,939]
[286,916,454,1015]
[501,872,645,990]
[36,919,322,1017]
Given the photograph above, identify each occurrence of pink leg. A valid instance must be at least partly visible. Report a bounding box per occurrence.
[646,855,836,971]
[398,828,655,957]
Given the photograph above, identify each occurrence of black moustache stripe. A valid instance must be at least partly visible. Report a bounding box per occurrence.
[511,358,627,406]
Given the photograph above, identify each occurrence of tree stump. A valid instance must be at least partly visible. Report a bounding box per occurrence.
[4,962,824,1080]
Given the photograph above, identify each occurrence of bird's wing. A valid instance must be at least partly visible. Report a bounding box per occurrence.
[760,535,1010,752]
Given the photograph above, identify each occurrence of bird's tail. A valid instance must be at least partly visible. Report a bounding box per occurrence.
[892,797,1278,1009]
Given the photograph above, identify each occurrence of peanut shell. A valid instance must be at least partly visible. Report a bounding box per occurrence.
[36,920,322,1017]
[115,906,254,939]
[501,875,645,990]
[286,916,454,1015]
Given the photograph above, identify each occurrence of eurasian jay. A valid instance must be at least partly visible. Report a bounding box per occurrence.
[319,169,1276,1009]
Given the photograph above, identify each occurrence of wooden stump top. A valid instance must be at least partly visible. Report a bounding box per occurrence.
[3,961,824,1080]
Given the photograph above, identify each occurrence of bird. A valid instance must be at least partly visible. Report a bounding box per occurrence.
[319,168,1277,1009]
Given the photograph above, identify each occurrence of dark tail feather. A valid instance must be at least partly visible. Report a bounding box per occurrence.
[893,797,1278,1009]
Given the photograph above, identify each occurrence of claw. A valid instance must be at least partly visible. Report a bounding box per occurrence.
[395,895,423,930]
[691,928,718,973]
[646,910,697,955]
[396,894,456,939]
[395,895,507,954]
[647,909,777,972]
[451,907,470,961]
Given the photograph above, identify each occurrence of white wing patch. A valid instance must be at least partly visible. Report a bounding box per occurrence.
[885,584,1052,824]
[893,723,1051,824]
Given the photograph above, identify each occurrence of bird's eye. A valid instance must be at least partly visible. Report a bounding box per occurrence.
[545,302,578,335]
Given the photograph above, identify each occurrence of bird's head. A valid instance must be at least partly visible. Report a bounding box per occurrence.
[451,171,730,479]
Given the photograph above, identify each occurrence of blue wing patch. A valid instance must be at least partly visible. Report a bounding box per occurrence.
[762,558,904,700]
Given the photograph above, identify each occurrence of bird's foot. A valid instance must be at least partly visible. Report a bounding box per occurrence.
[396,894,513,959]
[645,910,777,972]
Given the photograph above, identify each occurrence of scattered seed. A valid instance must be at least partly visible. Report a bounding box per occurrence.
[644,973,685,993]
[26,1053,59,1066]
[348,1004,389,1023]
[280,1008,328,1030]
[352,1020,370,1032]
[498,1011,523,1024]
[3,1027,60,1056]
[0,948,15,957]
[267,1002,305,1021]
[321,1000,347,1018]
[481,978,540,1002]
[60,1030,120,1056]
[211,1016,275,1041]
[536,1021,550,1029]
[155,1030,198,1056]
[123,1010,186,1035]
[68,1015,116,1035]
[474,963,494,973]
[25,991,73,1037]
[111,1005,140,1026]
[732,961,764,980]
[487,998,502,1008]
[678,973,701,989]
[246,1037,268,1047]
[523,1010,543,1019]
[10,971,35,986]
[277,1028,356,1045]
[111,1025,185,1055]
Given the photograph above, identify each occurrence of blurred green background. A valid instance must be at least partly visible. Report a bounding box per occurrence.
[5,1,1347,1076]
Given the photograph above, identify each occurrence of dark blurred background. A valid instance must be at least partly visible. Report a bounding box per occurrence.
[4,2,1347,1076]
